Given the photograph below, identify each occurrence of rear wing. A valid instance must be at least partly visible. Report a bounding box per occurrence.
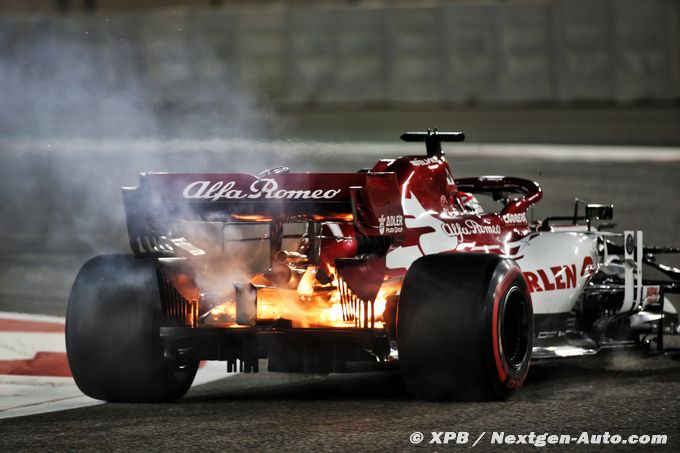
[122,172,404,256]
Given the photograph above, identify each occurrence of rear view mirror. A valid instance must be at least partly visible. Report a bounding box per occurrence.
[586,204,613,221]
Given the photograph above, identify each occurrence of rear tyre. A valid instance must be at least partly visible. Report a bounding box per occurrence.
[66,254,198,402]
[398,253,533,401]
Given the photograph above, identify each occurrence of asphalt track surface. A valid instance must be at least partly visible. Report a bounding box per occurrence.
[1,141,680,451]
[0,350,679,452]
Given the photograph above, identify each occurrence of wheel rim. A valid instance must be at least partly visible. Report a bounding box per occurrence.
[500,287,530,370]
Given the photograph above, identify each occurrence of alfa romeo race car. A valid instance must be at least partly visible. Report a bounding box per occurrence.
[65,130,680,402]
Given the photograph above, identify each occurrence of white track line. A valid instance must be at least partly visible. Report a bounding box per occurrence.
[3,139,679,162]
[0,312,235,420]
[0,312,70,324]
[0,332,65,360]
[0,375,101,419]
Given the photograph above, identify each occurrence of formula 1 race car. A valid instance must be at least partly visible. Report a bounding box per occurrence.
[65,130,680,402]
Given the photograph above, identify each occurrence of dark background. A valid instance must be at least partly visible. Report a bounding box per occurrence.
[0,0,679,144]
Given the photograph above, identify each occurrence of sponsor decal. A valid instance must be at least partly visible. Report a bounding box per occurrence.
[524,264,578,293]
[182,179,342,201]
[523,257,595,293]
[378,214,404,235]
[410,156,440,167]
[441,219,501,243]
[502,212,527,225]
[537,330,565,340]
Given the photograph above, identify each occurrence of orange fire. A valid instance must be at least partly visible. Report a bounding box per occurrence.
[201,265,397,329]
[208,301,235,319]
[230,214,272,222]
[311,213,354,222]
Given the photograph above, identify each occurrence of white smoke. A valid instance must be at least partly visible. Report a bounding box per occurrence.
[0,10,369,317]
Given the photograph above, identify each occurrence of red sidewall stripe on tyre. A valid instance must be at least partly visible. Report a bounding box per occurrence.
[491,266,523,385]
